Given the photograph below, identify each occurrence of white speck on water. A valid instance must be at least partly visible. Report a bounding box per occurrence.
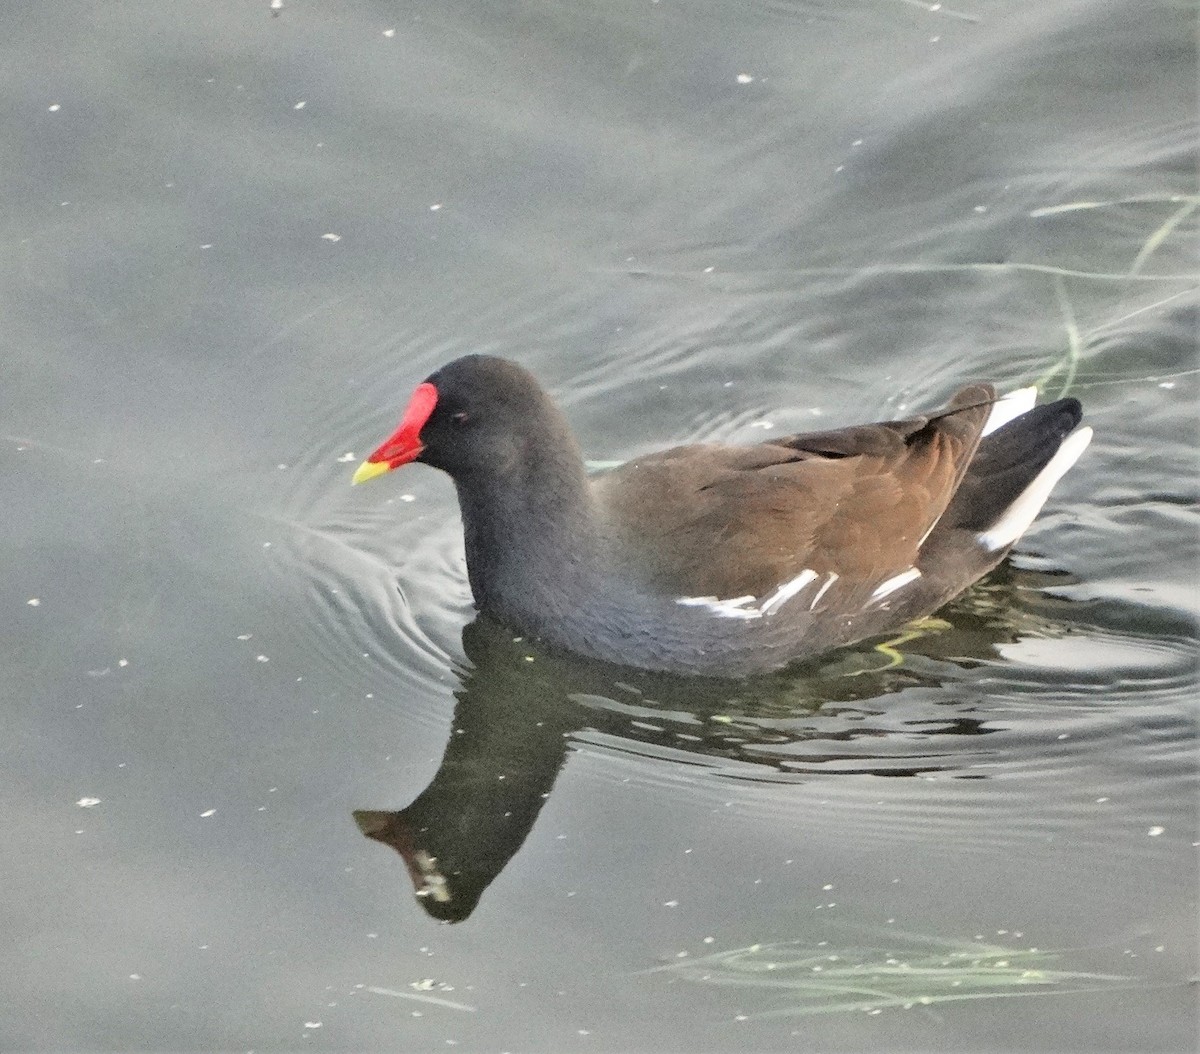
[400,494,416,502]
[973,204,987,213]
[129,973,141,980]
[429,203,442,211]
[703,936,714,944]
[1159,381,1175,389]
[200,243,213,250]
[750,420,774,429]
[294,100,306,110]
[736,73,754,84]
[1057,733,1069,740]
[852,138,863,146]
[277,463,288,469]
[237,634,252,641]
[48,103,61,112]
[26,598,40,606]
[704,266,715,273]
[77,797,101,808]
[321,232,341,242]
[271,0,283,10]
[930,35,941,42]
[822,883,833,890]
[1148,826,1165,836]
[663,900,679,908]
[336,452,356,463]
[835,164,845,172]
[200,809,216,818]
[304,1021,322,1029]
[383,28,396,37]
[262,542,272,549]
[118,658,128,668]
[256,655,269,663]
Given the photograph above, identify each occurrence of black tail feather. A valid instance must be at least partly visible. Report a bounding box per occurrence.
[944,397,1084,532]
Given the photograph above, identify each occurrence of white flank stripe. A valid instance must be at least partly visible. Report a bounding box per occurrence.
[760,568,819,615]
[677,569,819,620]
[808,571,839,610]
[870,567,921,601]
[675,594,757,618]
[982,386,1038,436]
[977,426,1093,551]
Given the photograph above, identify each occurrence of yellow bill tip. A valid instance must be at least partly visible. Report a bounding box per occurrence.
[351,459,391,486]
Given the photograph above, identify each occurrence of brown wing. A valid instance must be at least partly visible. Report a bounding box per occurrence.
[595,384,995,599]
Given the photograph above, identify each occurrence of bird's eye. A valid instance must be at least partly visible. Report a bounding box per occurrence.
[451,411,470,425]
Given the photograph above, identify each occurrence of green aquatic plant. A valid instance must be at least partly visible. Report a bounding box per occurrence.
[646,925,1133,1018]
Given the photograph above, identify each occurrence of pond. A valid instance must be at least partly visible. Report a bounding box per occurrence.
[3,1,1196,1050]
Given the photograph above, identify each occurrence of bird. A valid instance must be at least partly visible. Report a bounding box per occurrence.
[352,355,1091,677]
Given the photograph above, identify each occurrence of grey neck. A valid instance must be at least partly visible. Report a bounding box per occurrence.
[452,444,606,635]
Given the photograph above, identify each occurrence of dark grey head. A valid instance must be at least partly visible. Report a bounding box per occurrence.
[353,354,580,485]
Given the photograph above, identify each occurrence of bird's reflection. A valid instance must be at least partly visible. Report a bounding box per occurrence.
[355,564,1074,922]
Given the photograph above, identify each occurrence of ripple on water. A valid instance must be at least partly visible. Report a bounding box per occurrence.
[524,576,1196,859]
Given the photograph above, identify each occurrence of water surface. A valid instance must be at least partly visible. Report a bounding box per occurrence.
[2,1,1196,1050]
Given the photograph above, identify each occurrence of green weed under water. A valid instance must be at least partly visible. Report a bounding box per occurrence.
[646,924,1135,1018]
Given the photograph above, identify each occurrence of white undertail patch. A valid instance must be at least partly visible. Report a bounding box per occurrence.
[677,568,819,620]
[917,387,1058,550]
[977,426,1093,551]
[983,386,1038,437]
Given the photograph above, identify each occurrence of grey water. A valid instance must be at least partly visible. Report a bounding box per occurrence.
[2,1,1196,1050]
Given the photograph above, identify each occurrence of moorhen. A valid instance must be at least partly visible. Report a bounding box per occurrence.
[353,355,1091,676]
